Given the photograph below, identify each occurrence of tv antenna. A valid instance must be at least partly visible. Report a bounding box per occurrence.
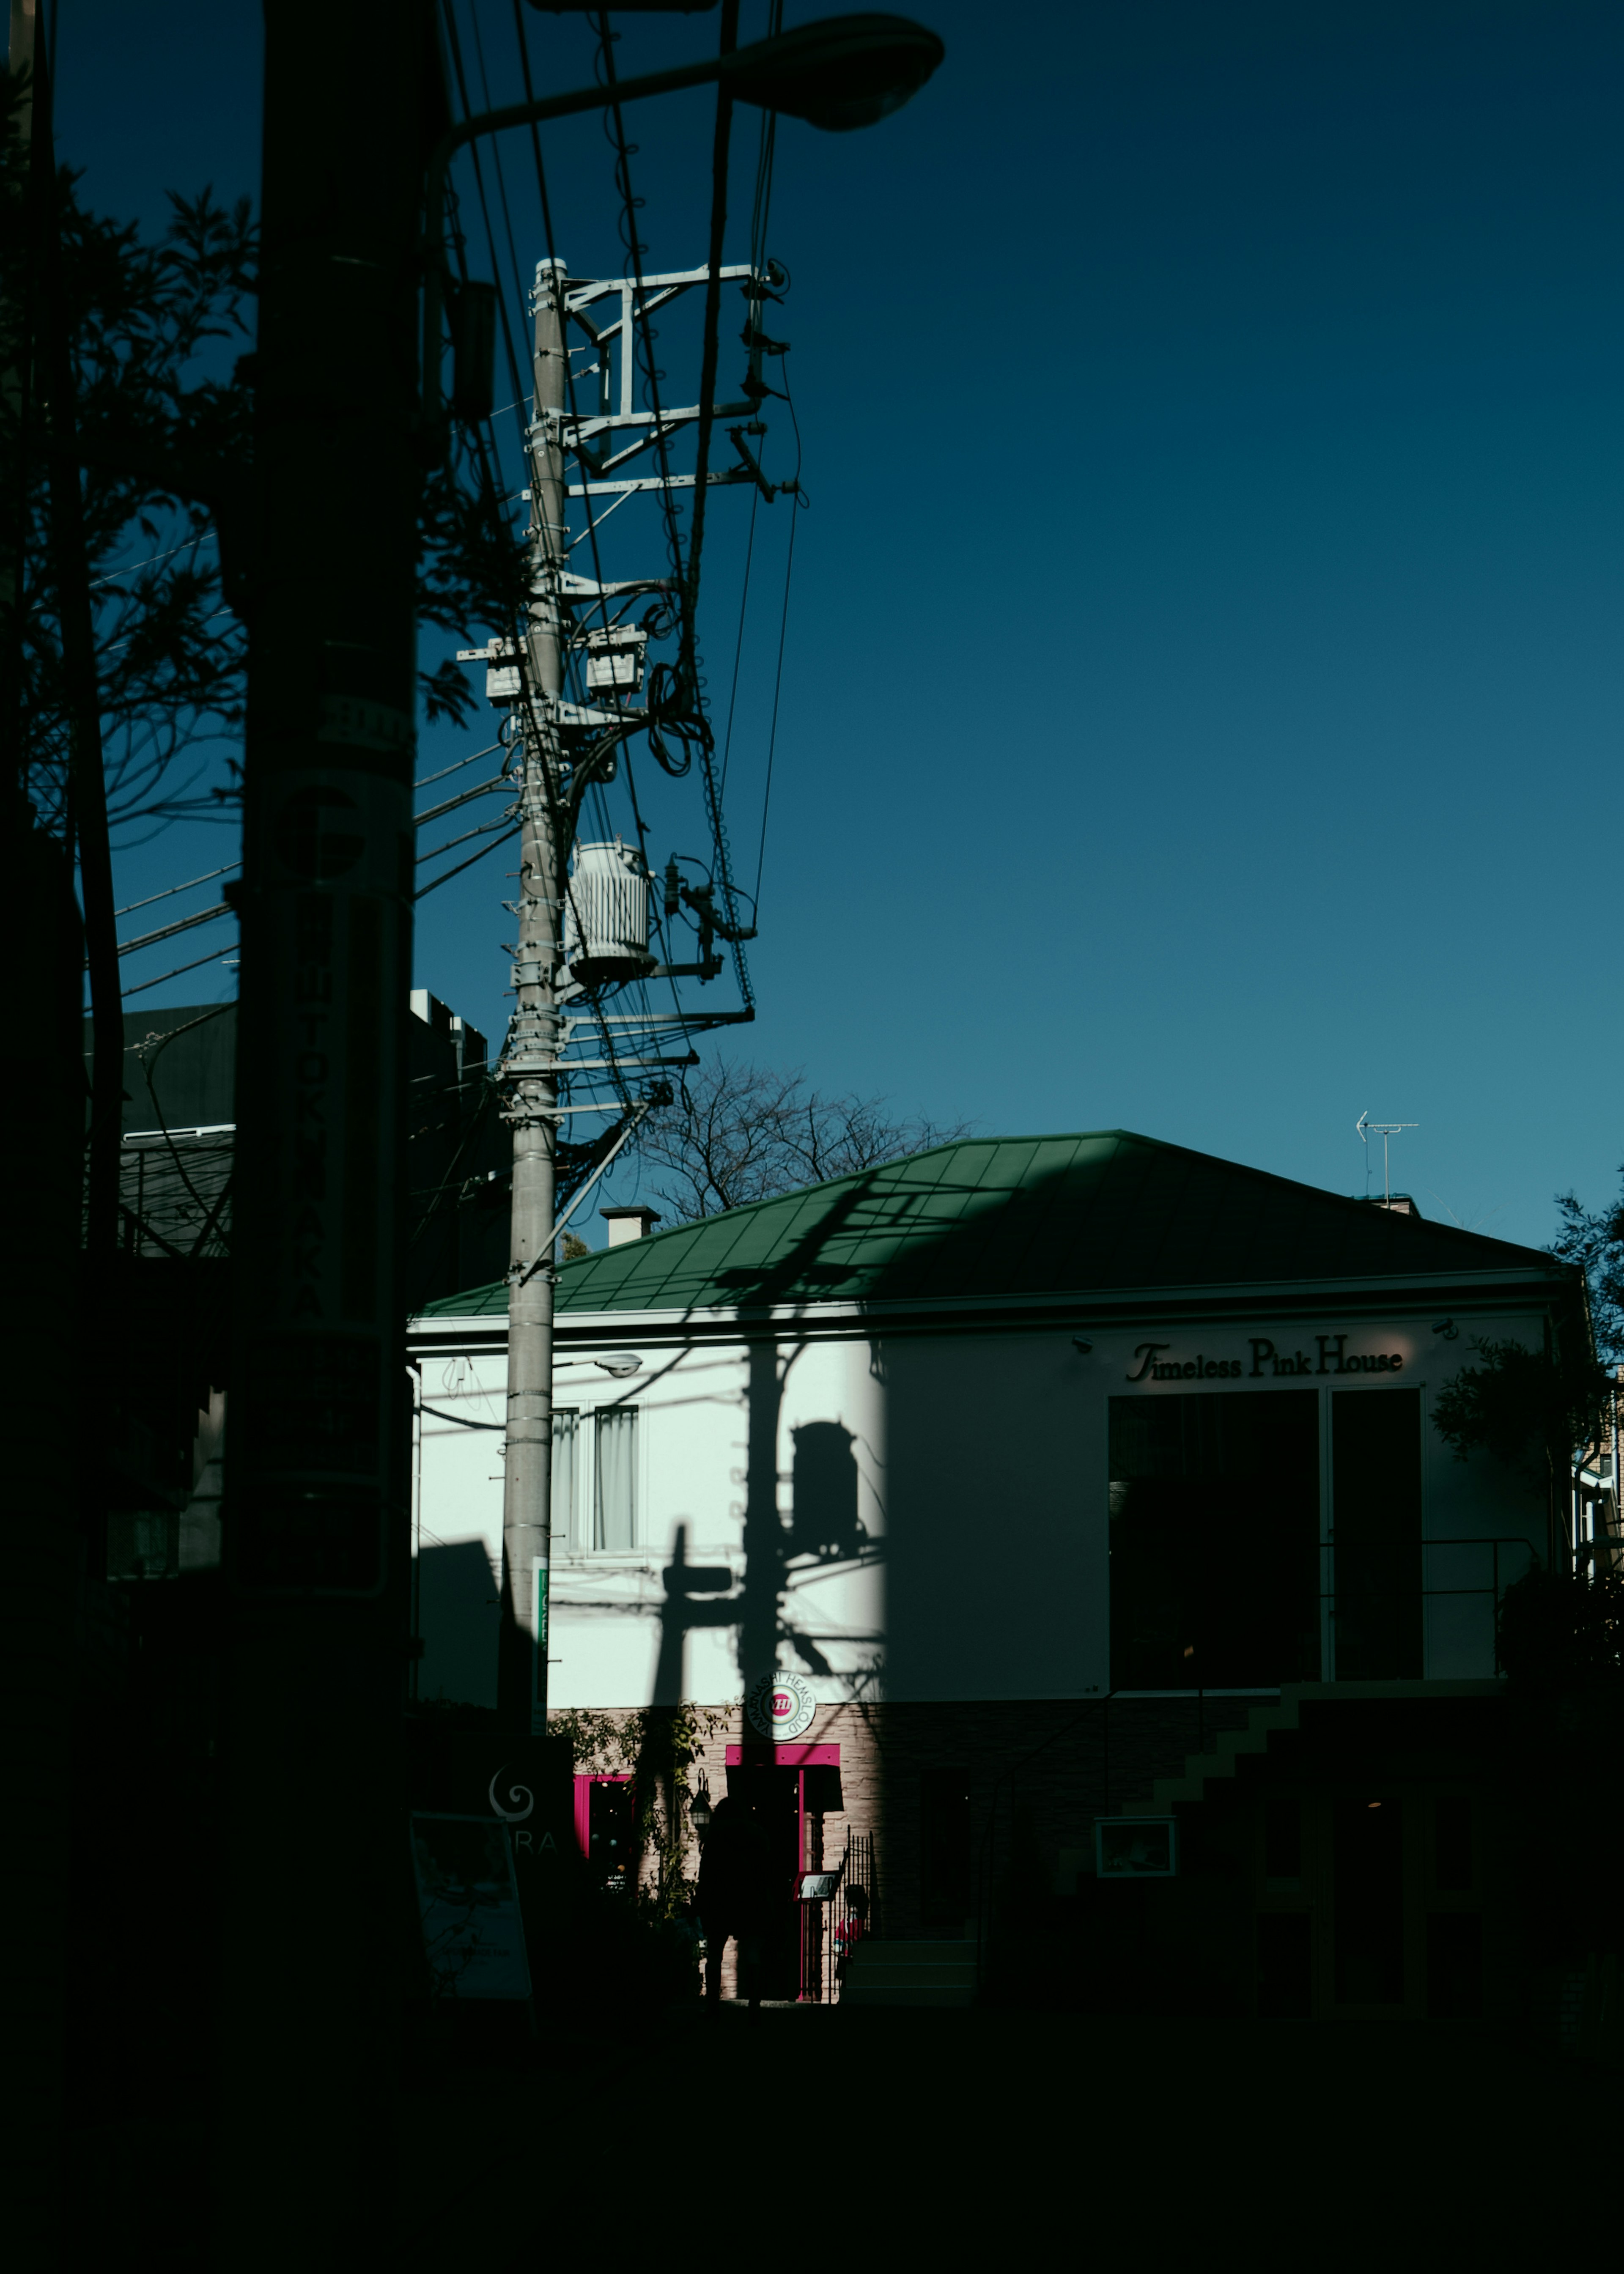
[1356,1113,1417,1203]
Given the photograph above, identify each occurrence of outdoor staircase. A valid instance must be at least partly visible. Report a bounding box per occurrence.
[839,1938,978,2008]
[1115,1679,1506,1819]
[1119,1695,1305,1816]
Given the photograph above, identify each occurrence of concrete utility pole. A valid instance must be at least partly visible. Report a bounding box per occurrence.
[499,257,568,1734]
[218,0,433,2258]
[421,19,944,1746]
[4,14,78,2259]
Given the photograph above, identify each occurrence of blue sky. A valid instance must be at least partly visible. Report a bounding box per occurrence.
[56,0,1624,1249]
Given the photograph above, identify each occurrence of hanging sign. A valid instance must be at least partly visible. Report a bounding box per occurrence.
[746,1670,816,1742]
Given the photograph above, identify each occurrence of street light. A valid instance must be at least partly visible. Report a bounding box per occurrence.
[689,1773,714,1843]
[422,12,945,416]
[722,13,944,129]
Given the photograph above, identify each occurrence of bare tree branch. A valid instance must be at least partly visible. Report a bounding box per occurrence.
[636,1057,975,1223]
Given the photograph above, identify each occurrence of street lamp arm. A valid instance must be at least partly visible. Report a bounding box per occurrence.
[422,12,943,419]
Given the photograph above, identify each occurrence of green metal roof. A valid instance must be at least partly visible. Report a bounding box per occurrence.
[419,1130,1571,1320]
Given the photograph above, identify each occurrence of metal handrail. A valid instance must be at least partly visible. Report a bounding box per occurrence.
[1320,1535,1539,1590]
[1319,1534,1540,1674]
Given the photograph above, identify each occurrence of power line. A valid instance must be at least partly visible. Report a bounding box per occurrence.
[108,899,233,963]
[716,481,758,806]
[414,772,512,830]
[413,823,521,901]
[753,368,804,909]
[89,528,218,589]
[416,813,515,867]
[440,0,533,428]
[114,859,239,920]
[754,477,798,909]
[122,944,238,999]
[416,738,502,791]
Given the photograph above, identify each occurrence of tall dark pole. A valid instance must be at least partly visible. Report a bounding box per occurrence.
[4,17,82,2262]
[217,3,438,2257]
[31,16,122,1252]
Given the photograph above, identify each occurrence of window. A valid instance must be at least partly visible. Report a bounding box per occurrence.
[1108,1391,1320,1688]
[552,1409,578,1551]
[1331,1389,1422,1679]
[594,1407,639,1550]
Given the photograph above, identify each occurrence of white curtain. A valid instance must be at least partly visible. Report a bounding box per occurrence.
[595,1407,638,1550]
[552,1409,578,1550]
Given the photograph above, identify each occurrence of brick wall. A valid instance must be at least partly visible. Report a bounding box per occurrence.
[584,1693,1272,1989]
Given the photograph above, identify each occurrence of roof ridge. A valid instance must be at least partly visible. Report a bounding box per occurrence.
[566,1127,1547,1260]
[571,1127,1141,1253]
[412,1128,1570,1319]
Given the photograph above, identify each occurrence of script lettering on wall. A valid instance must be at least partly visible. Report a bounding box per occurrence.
[1125,1334,1405,1383]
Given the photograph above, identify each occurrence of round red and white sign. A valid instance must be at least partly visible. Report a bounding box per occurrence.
[745,1671,815,1741]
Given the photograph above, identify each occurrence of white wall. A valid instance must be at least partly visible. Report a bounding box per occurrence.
[409,1299,1551,1708]
[413,1349,505,1707]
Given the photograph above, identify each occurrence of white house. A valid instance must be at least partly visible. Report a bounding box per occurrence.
[408,1129,1583,2017]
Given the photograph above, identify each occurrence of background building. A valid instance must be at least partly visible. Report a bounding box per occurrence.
[410,1129,1588,2016]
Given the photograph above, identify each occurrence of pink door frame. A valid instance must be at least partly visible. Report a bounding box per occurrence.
[724,1743,841,2000]
[722,1744,841,1768]
[573,1770,632,1859]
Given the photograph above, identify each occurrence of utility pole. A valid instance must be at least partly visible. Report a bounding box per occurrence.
[422,5,945,1747]
[32,16,122,1256]
[488,250,777,1737]
[498,256,567,1736]
[4,16,80,2261]
[217,1,433,2258]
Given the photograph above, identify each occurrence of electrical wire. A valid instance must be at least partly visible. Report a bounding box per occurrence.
[475,5,787,1116]
[122,944,238,998]
[90,529,217,589]
[114,859,238,920]
[593,11,755,1012]
[413,824,521,902]
[441,0,533,436]
[680,0,740,681]
[506,4,643,1116]
[415,812,516,867]
[110,899,233,963]
[754,381,803,909]
[716,481,757,806]
[416,738,502,792]
[461,1,533,342]
[420,1403,505,1430]
[414,773,512,830]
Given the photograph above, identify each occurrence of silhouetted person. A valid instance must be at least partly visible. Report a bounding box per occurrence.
[698,1790,781,2011]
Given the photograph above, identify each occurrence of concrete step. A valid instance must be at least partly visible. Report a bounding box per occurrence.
[848,1940,976,1963]
[840,1940,978,2009]
[840,1983,976,2008]
[843,1963,976,1988]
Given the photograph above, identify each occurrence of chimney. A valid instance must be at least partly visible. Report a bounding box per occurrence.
[601,1204,662,1247]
